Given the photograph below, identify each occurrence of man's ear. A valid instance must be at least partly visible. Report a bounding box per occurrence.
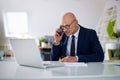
[75,19,78,26]
[76,19,78,24]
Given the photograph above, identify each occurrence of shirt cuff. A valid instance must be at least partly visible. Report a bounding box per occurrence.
[53,42,60,46]
[76,56,78,62]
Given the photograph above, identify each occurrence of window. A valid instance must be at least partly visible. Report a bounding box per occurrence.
[3,11,28,38]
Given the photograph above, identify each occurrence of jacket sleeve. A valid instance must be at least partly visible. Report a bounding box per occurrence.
[50,34,67,61]
[50,44,61,61]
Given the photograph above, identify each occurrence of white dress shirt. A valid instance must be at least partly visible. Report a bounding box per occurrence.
[66,26,80,56]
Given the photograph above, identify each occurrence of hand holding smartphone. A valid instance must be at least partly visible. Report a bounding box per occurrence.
[54,26,64,45]
[57,26,64,36]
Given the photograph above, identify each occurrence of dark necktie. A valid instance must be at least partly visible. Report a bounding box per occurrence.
[70,35,75,56]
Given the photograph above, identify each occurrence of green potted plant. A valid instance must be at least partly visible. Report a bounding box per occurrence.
[106,19,120,59]
[113,30,120,58]
[39,37,47,47]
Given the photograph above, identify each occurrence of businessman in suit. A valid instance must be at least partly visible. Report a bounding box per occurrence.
[51,12,104,62]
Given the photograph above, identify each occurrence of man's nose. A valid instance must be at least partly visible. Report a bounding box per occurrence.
[63,28,67,32]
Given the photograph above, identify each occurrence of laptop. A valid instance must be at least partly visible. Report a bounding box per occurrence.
[9,38,63,69]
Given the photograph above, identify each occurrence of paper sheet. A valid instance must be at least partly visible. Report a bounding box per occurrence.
[63,62,87,67]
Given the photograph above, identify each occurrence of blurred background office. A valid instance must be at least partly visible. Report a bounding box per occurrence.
[0,0,120,61]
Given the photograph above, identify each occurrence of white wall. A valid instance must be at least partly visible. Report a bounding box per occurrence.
[0,0,106,45]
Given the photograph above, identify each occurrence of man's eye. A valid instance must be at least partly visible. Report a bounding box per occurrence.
[65,25,70,27]
[65,25,70,28]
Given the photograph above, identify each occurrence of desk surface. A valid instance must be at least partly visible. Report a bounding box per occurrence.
[0,58,120,80]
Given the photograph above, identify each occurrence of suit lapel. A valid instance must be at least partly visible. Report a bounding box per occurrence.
[62,36,69,57]
[77,25,84,55]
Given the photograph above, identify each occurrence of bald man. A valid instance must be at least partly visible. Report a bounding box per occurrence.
[51,12,104,62]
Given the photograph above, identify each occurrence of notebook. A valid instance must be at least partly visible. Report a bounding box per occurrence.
[9,38,63,68]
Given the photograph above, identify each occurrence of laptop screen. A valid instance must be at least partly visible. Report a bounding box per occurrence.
[9,38,44,66]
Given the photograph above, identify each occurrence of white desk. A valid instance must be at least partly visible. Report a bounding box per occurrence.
[0,58,120,80]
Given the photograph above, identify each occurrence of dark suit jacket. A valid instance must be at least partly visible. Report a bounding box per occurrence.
[51,25,104,62]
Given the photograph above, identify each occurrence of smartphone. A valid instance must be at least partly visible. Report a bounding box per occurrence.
[57,26,64,36]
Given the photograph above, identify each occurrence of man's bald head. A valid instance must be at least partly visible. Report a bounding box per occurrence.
[62,12,76,25]
[61,12,79,36]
